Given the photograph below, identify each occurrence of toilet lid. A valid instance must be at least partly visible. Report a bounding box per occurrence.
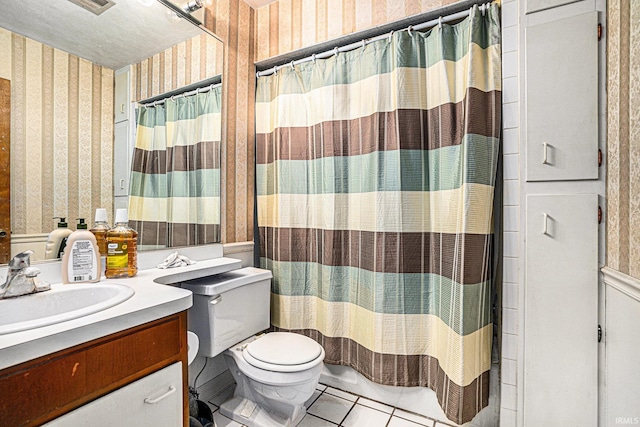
[245,332,322,366]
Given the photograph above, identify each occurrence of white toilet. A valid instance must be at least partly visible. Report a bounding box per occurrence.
[183,267,325,427]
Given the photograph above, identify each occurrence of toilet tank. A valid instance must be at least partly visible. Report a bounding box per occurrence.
[181,267,272,358]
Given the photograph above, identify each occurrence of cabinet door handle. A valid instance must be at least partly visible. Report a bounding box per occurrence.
[542,142,549,164]
[120,103,125,114]
[542,212,549,235]
[120,178,125,189]
[144,386,176,404]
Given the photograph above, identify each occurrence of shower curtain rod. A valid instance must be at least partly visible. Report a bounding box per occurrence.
[256,1,492,78]
[138,76,222,106]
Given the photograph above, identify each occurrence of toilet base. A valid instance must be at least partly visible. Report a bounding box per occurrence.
[220,396,305,427]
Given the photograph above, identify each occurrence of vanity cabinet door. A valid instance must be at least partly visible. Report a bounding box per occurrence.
[44,362,183,427]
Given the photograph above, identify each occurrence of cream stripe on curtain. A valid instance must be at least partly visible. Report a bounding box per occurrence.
[129,87,222,250]
[256,4,501,424]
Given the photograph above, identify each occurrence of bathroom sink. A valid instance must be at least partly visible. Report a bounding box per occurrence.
[0,283,135,335]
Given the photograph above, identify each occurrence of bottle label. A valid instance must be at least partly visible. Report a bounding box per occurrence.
[107,242,128,269]
[68,240,98,282]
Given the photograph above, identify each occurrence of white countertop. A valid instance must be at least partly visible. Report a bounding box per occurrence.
[0,255,243,370]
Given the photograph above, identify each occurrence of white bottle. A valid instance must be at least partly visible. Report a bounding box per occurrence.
[61,218,101,284]
[44,217,73,260]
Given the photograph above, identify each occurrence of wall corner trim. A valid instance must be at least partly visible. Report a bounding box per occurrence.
[602,266,640,303]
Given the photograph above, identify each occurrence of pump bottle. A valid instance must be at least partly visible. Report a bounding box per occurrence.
[61,219,101,283]
[44,217,73,260]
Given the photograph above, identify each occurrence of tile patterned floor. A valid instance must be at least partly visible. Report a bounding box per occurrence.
[201,383,457,427]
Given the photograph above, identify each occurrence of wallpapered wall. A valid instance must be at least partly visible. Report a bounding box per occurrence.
[130,33,224,102]
[253,0,462,61]
[203,0,257,244]
[0,29,114,235]
[607,0,640,279]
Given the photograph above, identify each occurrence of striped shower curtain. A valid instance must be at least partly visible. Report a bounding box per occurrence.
[256,5,501,424]
[129,87,222,250]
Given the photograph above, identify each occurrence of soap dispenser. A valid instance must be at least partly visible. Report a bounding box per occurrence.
[44,217,73,260]
[61,218,101,284]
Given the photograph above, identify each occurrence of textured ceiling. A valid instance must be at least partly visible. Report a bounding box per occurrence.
[0,0,212,70]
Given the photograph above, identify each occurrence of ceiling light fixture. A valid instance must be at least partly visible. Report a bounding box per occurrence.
[181,0,212,13]
[157,0,205,25]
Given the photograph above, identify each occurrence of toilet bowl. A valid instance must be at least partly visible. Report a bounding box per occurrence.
[187,331,199,365]
[220,333,325,427]
[182,267,326,427]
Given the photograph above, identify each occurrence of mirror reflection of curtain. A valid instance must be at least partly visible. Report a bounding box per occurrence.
[256,4,501,425]
[129,86,221,250]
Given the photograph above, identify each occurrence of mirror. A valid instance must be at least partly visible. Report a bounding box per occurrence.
[0,0,224,263]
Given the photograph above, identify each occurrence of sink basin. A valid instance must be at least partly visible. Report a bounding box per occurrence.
[0,283,135,335]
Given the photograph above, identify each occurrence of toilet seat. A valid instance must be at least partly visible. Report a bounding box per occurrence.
[243,332,324,373]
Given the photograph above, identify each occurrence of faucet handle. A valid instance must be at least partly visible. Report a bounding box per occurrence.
[8,250,34,271]
[23,267,41,278]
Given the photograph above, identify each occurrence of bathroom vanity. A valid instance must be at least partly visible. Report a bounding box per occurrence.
[0,255,242,427]
[0,312,188,426]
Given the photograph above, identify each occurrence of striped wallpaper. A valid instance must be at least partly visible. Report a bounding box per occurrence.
[203,0,257,244]
[607,0,640,279]
[254,0,466,62]
[0,29,114,235]
[130,33,224,102]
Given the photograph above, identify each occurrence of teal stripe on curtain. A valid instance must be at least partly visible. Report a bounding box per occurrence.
[256,5,501,424]
[130,170,220,198]
[256,135,500,195]
[262,259,492,336]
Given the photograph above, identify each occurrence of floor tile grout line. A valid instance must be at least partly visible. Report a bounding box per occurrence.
[306,412,339,425]
[337,395,359,426]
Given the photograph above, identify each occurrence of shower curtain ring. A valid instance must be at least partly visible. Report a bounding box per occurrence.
[407,25,413,36]
[333,47,339,57]
[438,16,443,29]
[311,53,317,63]
[388,30,394,42]
[361,39,366,49]
[290,60,295,70]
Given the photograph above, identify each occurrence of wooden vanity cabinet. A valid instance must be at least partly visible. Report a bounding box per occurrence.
[0,311,189,427]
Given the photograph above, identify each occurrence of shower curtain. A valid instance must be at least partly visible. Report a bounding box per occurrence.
[255,4,501,424]
[129,86,222,250]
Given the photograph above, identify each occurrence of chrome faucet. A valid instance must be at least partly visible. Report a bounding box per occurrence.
[0,250,50,299]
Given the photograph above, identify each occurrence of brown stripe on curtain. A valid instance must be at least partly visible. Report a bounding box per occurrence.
[256,88,501,164]
[273,327,491,424]
[131,220,221,247]
[260,227,492,284]
[132,140,221,173]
